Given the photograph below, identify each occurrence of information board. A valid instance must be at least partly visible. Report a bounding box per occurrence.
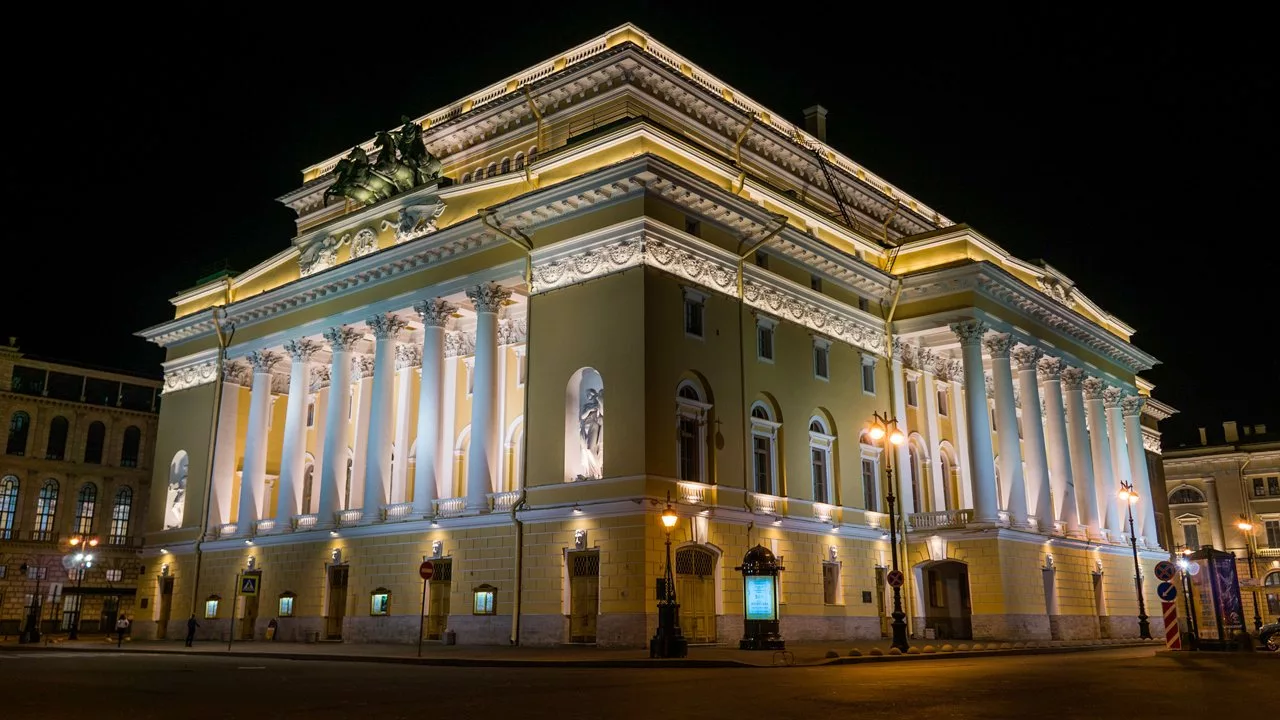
[744,576,777,621]
[1191,557,1218,641]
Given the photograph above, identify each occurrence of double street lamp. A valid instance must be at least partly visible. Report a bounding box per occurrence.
[66,535,98,641]
[867,411,909,653]
[1234,515,1264,633]
[1116,482,1151,640]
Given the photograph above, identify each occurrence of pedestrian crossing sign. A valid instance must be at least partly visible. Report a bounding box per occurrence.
[239,575,260,596]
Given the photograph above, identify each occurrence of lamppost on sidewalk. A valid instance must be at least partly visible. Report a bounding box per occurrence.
[1117,482,1151,640]
[1234,515,1264,633]
[66,535,98,640]
[649,492,687,658]
[867,411,908,653]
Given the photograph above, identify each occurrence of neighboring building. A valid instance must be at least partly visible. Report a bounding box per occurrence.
[135,24,1171,647]
[1161,421,1280,627]
[0,339,159,638]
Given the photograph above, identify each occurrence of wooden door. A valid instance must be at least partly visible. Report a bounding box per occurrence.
[568,551,599,643]
[326,565,348,639]
[241,595,259,640]
[426,560,452,640]
[156,576,174,639]
[675,547,717,643]
[875,567,889,637]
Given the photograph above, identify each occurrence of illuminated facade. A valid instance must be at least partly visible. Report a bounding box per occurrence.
[1161,422,1280,626]
[0,340,159,637]
[136,24,1172,646]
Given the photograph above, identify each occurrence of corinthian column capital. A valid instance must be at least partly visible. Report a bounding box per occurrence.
[950,319,989,347]
[1082,376,1106,400]
[1010,343,1042,372]
[1060,366,1085,390]
[1102,386,1124,409]
[1120,395,1146,417]
[247,351,282,374]
[324,326,363,352]
[467,282,512,314]
[367,314,409,340]
[414,298,457,328]
[1036,355,1063,381]
[283,338,322,362]
[981,331,1013,359]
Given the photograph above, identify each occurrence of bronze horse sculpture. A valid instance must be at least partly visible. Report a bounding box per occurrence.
[325,118,444,206]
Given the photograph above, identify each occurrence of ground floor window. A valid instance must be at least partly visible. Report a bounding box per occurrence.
[205,596,220,618]
[279,592,296,617]
[822,562,840,605]
[370,589,390,616]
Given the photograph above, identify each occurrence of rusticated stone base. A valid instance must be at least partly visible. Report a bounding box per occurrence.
[1050,614,1100,641]
[969,613,1052,641]
[780,615,882,643]
[343,615,419,644]
[257,616,324,643]
[596,613,646,647]
[518,614,567,646]
[717,614,743,645]
[1101,614,1165,639]
[447,613,512,645]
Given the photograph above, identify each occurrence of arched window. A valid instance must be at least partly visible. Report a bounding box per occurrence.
[565,368,603,482]
[301,457,315,515]
[486,162,497,178]
[461,172,472,183]
[454,426,471,497]
[514,153,525,171]
[46,416,69,460]
[676,379,711,484]
[749,401,780,496]
[109,487,132,544]
[809,417,835,505]
[500,157,511,174]
[908,439,926,512]
[505,417,525,492]
[74,483,97,534]
[164,451,188,530]
[120,426,141,467]
[0,475,18,539]
[939,443,961,511]
[1168,486,1206,505]
[35,480,59,541]
[528,146,538,164]
[1265,571,1280,616]
[6,411,30,455]
[344,451,354,510]
[84,421,106,464]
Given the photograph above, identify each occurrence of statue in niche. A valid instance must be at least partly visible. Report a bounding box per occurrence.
[579,388,604,480]
[164,453,189,530]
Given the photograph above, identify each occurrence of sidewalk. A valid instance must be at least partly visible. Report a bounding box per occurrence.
[0,635,1163,668]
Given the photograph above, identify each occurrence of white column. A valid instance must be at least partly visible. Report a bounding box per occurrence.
[1103,386,1132,541]
[318,327,360,525]
[1061,367,1099,538]
[1012,345,1052,531]
[350,356,374,510]
[393,342,419,503]
[362,314,408,522]
[466,282,511,510]
[1038,356,1079,535]
[949,320,999,523]
[207,364,244,529]
[920,360,943,511]
[1204,478,1226,550]
[1122,395,1160,547]
[308,366,330,514]
[1083,376,1120,539]
[948,368,974,511]
[890,340,915,515]
[276,339,320,527]
[413,298,454,514]
[236,351,281,529]
[983,332,1028,527]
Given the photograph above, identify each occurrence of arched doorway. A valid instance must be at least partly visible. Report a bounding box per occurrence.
[917,560,972,640]
[1265,571,1279,619]
[675,545,718,643]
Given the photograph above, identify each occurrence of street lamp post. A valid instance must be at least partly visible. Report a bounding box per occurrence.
[1176,552,1198,650]
[1117,482,1151,640]
[868,411,909,653]
[66,536,98,641]
[1235,516,1264,633]
[649,491,687,658]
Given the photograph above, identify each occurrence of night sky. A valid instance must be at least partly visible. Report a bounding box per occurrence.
[7,6,1273,447]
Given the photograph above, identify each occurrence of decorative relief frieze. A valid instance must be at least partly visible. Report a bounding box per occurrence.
[914,347,935,374]
[1036,277,1077,309]
[1082,376,1106,400]
[743,279,884,355]
[310,366,331,391]
[467,282,512,314]
[395,343,422,370]
[414,298,457,328]
[444,331,476,358]
[298,233,350,277]
[532,238,643,292]
[382,202,447,244]
[983,371,995,398]
[1120,395,1146,417]
[647,238,738,293]
[162,359,218,394]
[1142,428,1162,454]
[225,361,251,387]
[351,228,379,258]
[498,317,528,346]
[270,373,291,395]
[351,355,375,380]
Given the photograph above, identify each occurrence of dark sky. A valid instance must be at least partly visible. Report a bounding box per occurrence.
[6,5,1273,445]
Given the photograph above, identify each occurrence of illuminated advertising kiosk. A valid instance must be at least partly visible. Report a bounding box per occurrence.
[1186,546,1245,651]
[737,545,785,650]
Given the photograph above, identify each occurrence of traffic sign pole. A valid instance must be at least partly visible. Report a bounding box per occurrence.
[229,572,240,652]
[1162,601,1181,651]
[417,560,434,658]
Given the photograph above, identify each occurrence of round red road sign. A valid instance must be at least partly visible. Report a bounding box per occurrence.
[887,569,905,588]
[419,560,434,580]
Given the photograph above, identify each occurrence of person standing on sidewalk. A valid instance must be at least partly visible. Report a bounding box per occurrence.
[185,614,199,647]
[115,615,131,648]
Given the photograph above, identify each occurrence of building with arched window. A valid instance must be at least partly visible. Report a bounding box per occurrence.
[0,339,159,638]
[133,25,1173,647]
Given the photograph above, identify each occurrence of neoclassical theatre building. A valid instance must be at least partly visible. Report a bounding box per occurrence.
[136,24,1173,646]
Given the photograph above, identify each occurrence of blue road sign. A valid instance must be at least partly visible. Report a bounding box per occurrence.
[1154,561,1177,582]
[1156,581,1177,602]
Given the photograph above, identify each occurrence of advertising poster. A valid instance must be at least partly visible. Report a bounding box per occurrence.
[1191,558,1218,641]
[745,576,777,621]
[1210,553,1244,633]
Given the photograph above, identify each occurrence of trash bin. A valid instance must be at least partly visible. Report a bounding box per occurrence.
[444,630,456,646]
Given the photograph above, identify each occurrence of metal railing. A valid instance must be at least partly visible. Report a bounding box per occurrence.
[907,509,973,531]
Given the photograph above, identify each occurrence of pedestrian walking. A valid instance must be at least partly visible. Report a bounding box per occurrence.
[185,614,199,647]
[115,615,131,648]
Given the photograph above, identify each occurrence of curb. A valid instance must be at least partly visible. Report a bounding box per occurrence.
[0,641,1161,669]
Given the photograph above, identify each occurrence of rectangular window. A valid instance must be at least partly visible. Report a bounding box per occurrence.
[473,586,496,615]
[28,566,47,580]
[861,361,875,395]
[1266,520,1280,548]
[937,388,948,416]
[0,565,6,579]
[279,596,295,617]
[106,568,123,582]
[813,345,829,380]
[370,592,390,616]
[812,448,828,504]
[1183,523,1200,551]
[822,562,840,605]
[205,599,219,618]
[862,459,877,511]
[906,378,918,407]
[516,349,528,387]
[755,252,769,269]
[685,217,701,236]
[757,324,774,362]
[306,401,315,428]
[684,297,704,338]
[1255,479,1266,497]
[928,570,945,608]
[1269,477,1280,496]
[678,417,700,482]
[753,437,772,495]
[810,274,822,292]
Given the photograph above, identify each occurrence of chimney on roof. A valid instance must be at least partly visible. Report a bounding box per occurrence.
[1198,427,1207,445]
[1223,421,1239,443]
[803,105,828,143]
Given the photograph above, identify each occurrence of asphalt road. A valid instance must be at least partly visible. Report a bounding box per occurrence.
[0,647,1272,719]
